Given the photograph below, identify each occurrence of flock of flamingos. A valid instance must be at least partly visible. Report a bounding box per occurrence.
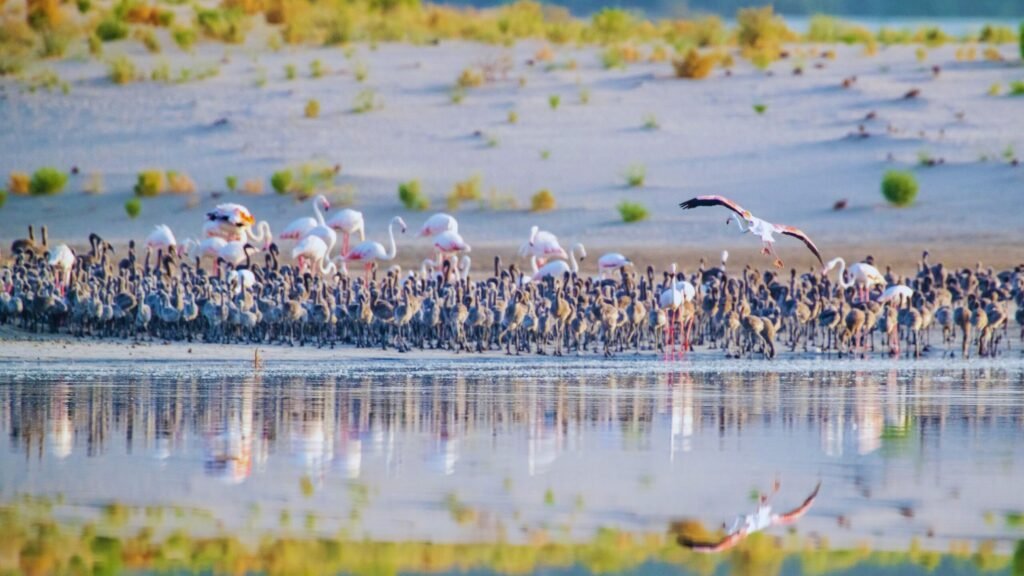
[2,194,1022,359]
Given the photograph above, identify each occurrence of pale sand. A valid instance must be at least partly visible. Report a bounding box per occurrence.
[1,36,1023,274]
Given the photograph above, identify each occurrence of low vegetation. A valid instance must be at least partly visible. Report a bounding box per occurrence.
[672,49,716,79]
[398,179,429,211]
[124,197,141,218]
[226,176,238,192]
[753,103,768,115]
[352,89,379,113]
[270,163,337,198]
[1010,80,1024,96]
[881,170,918,207]
[166,171,196,194]
[172,27,197,51]
[530,189,556,212]
[643,114,659,130]
[108,55,136,84]
[548,94,560,110]
[305,99,320,118]
[8,172,30,195]
[0,188,7,209]
[617,200,648,223]
[29,167,68,196]
[134,170,166,197]
[624,164,645,187]
[446,175,482,211]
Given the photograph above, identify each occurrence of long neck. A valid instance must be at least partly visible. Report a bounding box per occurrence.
[248,222,269,244]
[460,256,471,279]
[569,246,578,274]
[835,258,852,289]
[313,197,326,226]
[530,255,538,274]
[319,258,336,276]
[732,218,748,233]
[384,220,398,261]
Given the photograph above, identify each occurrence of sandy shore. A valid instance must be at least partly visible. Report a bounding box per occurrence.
[2,38,1023,273]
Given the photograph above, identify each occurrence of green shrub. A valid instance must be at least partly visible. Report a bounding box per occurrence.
[305,99,320,118]
[1011,80,1024,96]
[398,180,428,211]
[195,7,247,44]
[446,175,482,211]
[29,167,68,196]
[285,63,296,80]
[624,164,645,187]
[96,19,129,42]
[617,201,648,223]
[0,188,7,209]
[172,27,197,51]
[76,0,91,13]
[271,170,293,194]
[150,61,171,82]
[135,28,161,53]
[548,94,560,110]
[88,33,103,56]
[226,175,237,192]
[881,170,918,207]
[310,59,324,78]
[352,89,378,113]
[134,170,166,197]
[642,114,659,130]
[354,62,368,82]
[1019,22,1023,59]
[978,24,1015,44]
[530,189,555,212]
[125,197,142,218]
[753,103,767,115]
[507,110,518,124]
[108,55,136,84]
[457,67,483,88]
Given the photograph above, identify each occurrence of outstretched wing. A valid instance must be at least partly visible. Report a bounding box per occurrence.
[679,195,751,220]
[775,225,824,268]
[680,530,748,554]
[772,482,821,526]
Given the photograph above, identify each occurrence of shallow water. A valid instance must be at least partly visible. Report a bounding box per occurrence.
[1,363,1023,575]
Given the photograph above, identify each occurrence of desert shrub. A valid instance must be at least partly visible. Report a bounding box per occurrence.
[134,169,166,197]
[450,86,465,104]
[83,172,104,194]
[1010,80,1024,96]
[135,28,161,52]
[398,179,428,211]
[242,179,263,194]
[8,172,30,195]
[39,23,75,58]
[352,89,379,113]
[1020,22,1024,59]
[753,103,768,115]
[643,114,659,130]
[617,201,648,222]
[166,170,196,194]
[150,60,170,82]
[354,62,368,82]
[881,170,918,207]
[446,175,482,210]
[578,87,590,104]
[172,26,196,51]
[226,175,238,191]
[125,197,141,218]
[88,33,103,56]
[664,16,725,48]
[978,24,1015,44]
[310,59,324,77]
[983,47,1003,61]
[672,48,715,79]
[305,99,320,118]
[0,189,6,209]
[507,110,518,124]
[457,67,484,88]
[736,6,792,64]
[108,55,136,84]
[876,27,911,45]
[195,7,247,43]
[648,44,669,62]
[806,14,873,45]
[915,47,927,62]
[988,82,1002,96]
[285,63,296,79]
[548,94,560,109]
[271,169,293,194]
[540,149,551,160]
[590,8,633,43]
[96,19,129,41]
[624,164,645,187]
[29,167,68,195]
[530,189,555,212]
[913,26,949,47]
[601,43,639,69]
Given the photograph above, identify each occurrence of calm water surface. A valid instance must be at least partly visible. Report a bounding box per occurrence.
[1,361,1023,574]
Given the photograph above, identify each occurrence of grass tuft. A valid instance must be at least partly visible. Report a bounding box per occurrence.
[8,172,30,195]
[753,103,768,115]
[398,180,429,211]
[29,167,68,196]
[124,197,141,218]
[881,170,918,207]
[446,175,482,211]
[305,99,320,118]
[530,189,556,212]
[672,48,716,79]
[134,170,166,197]
[624,164,645,187]
[108,55,136,84]
[617,201,648,223]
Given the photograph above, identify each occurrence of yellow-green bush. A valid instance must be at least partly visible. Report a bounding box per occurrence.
[134,169,166,197]
[530,189,555,212]
[672,48,715,79]
[446,175,482,211]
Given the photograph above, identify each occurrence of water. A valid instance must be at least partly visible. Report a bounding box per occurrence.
[1,362,1023,575]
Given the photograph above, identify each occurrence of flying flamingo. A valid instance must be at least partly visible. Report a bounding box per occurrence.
[520,226,568,266]
[326,208,365,257]
[824,257,887,303]
[531,243,585,281]
[418,213,458,237]
[433,230,471,265]
[344,216,407,284]
[280,194,331,242]
[46,244,75,296]
[597,252,632,279]
[679,196,823,270]
[291,234,339,276]
[680,482,821,553]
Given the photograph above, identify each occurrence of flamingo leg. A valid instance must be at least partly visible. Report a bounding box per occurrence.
[342,234,350,258]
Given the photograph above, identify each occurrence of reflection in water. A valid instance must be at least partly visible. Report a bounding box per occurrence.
[1,367,1023,574]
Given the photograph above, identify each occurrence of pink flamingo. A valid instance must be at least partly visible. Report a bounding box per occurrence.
[326,208,365,257]
[344,216,406,284]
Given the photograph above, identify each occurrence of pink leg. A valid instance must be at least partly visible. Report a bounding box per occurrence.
[342,234,350,258]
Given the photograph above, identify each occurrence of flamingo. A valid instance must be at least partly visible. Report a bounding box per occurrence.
[46,244,75,296]
[681,482,821,553]
[280,195,330,242]
[189,236,228,273]
[217,241,256,267]
[291,235,339,276]
[433,230,471,265]
[597,252,632,279]
[824,257,887,303]
[345,216,407,284]
[419,213,458,237]
[146,224,178,255]
[679,196,823,270]
[532,243,585,281]
[520,226,568,266]
[326,208,365,257]
[453,255,472,281]
[660,273,696,357]
[879,284,914,305]
[206,203,255,228]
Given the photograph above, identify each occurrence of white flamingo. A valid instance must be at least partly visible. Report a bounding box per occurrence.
[453,255,472,281]
[879,284,914,305]
[531,243,585,281]
[660,270,696,356]
[326,208,365,257]
[344,216,407,283]
[46,244,75,296]
[280,195,330,242]
[432,230,471,265]
[597,252,632,279]
[824,257,887,303]
[188,236,227,273]
[679,196,823,270]
[291,234,338,276]
[146,224,178,255]
[217,241,255,267]
[419,213,458,237]
[520,225,568,265]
